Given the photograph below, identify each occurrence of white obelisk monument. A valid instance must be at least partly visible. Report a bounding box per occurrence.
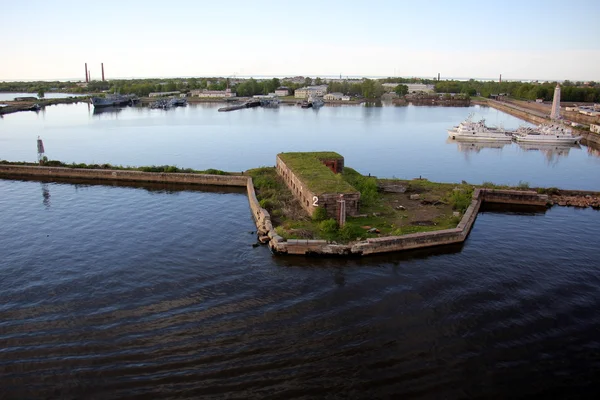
[550,84,561,120]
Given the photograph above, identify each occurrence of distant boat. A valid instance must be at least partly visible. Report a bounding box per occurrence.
[447,114,512,141]
[311,97,324,109]
[91,94,136,108]
[300,96,324,109]
[512,124,582,144]
[167,98,187,107]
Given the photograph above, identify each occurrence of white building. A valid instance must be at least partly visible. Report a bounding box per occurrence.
[324,92,344,101]
[294,85,328,99]
[253,94,277,99]
[579,108,600,117]
[190,88,236,98]
[383,83,435,93]
[149,91,181,97]
[406,84,435,93]
[590,124,600,134]
[274,87,290,96]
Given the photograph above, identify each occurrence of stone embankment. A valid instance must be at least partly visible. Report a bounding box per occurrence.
[0,97,89,115]
[548,190,600,209]
[0,165,247,186]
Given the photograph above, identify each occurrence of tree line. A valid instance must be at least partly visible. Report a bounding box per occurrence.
[434,80,600,102]
[2,77,598,102]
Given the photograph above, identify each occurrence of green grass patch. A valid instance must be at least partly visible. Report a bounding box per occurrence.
[446,188,473,213]
[342,167,379,207]
[278,152,357,195]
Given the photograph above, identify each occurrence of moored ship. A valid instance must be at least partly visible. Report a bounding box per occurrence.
[512,124,582,144]
[91,94,137,108]
[447,115,512,141]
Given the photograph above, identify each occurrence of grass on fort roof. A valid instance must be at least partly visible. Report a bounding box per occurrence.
[278,152,357,194]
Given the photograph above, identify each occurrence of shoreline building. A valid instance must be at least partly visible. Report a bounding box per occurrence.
[551,84,561,120]
[191,88,236,98]
[294,85,328,99]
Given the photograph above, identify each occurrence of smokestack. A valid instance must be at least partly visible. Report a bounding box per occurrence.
[85,63,88,83]
[101,63,105,81]
[500,74,502,83]
[438,73,440,81]
[88,70,91,82]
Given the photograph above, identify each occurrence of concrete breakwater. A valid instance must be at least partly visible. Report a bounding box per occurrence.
[1,164,594,257]
[0,97,89,115]
[0,165,248,187]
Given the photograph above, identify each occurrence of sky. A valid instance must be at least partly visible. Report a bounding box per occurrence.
[1,0,599,82]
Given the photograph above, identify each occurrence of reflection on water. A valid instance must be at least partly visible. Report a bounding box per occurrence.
[447,138,510,153]
[587,144,600,158]
[92,106,123,116]
[517,142,581,166]
[40,182,51,207]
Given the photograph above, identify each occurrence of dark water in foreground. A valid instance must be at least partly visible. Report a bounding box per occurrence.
[1,179,599,398]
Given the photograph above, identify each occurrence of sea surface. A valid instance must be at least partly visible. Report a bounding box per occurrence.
[1,103,600,398]
[1,102,599,190]
[0,178,599,398]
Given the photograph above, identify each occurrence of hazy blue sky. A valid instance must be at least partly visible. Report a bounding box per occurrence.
[2,0,599,81]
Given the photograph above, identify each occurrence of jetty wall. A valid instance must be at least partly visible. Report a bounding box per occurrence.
[0,165,248,186]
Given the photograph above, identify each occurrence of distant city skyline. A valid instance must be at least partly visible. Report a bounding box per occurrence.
[2,0,599,82]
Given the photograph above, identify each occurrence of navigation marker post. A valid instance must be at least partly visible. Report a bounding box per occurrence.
[37,136,45,165]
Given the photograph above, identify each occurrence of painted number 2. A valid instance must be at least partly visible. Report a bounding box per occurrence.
[312,196,319,207]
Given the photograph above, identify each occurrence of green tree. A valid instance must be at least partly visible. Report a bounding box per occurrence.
[395,84,408,96]
[304,77,313,86]
[37,89,45,99]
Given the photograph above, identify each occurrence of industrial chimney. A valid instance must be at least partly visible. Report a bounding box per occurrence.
[101,63,105,81]
[437,73,440,81]
[500,74,502,83]
[85,63,88,83]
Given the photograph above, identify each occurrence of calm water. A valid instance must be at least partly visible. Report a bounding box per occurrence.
[0,92,85,101]
[1,103,600,398]
[1,102,599,190]
[1,178,599,398]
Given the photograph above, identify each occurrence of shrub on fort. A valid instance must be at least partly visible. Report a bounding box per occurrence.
[538,186,560,195]
[312,207,328,222]
[517,180,530,189]
[339,223,364,242]
[252,173,278,190]
[448,189,472,213]
[204,168,227,175]
[44,160,65,167]
[259,197,276,211]
[342,168,379,207]
[319,218,339,240]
